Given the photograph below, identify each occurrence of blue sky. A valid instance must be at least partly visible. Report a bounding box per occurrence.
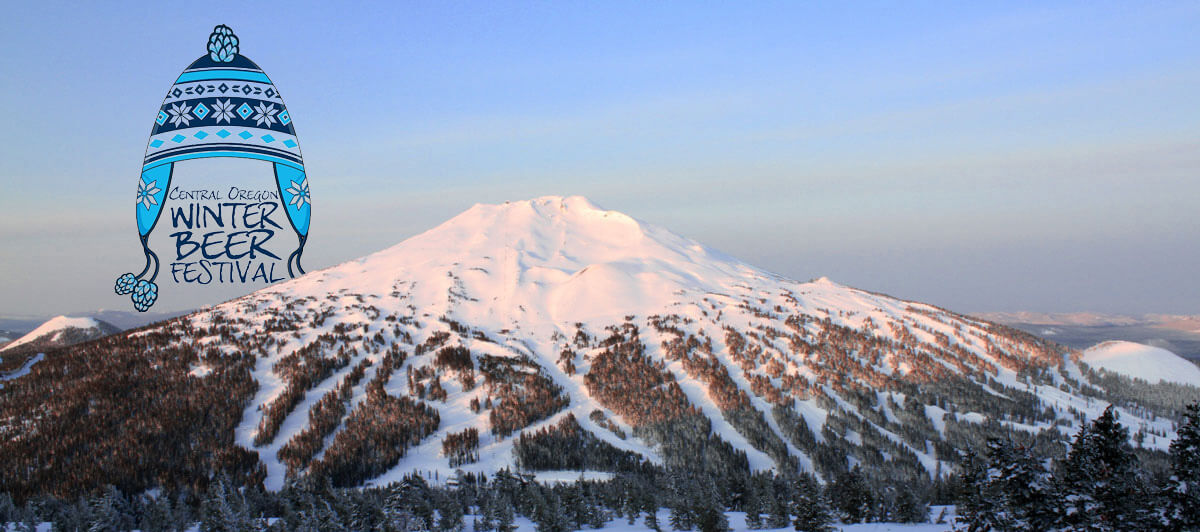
[1,2,1198,316]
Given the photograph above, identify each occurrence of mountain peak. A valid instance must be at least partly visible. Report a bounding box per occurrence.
[433,195,648,252]
[282,196,771,325]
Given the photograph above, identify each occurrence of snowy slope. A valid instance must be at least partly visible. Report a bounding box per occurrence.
[0,316,119,352]
[108,196,1182,489]
[1082,341,1200,387]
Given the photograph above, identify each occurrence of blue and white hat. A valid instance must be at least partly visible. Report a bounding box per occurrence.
[116,25,311,311]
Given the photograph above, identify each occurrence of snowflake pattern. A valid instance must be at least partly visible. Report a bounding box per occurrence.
[252,103,278,127]
[285,178,310,210]
[167,102,192,127]
[136,178,161,210]
[211,99,235,124]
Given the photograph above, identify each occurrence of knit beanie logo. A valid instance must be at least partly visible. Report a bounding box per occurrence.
[115,25,312,312]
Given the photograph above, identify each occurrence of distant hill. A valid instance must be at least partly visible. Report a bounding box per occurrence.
[1082,340,1200,387]
[976,312,1200,361]
[0,309,190,337]
[0,316,121,355]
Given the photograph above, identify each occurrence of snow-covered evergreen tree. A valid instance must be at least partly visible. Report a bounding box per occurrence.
[88,485,133,532]
[51,499,90,532]
[744,486,764,530]
[201,476,256,531]
[1056,405,1151,530]
[138,494,175,532]
[829,466,873,523]
[892,487,928,524]
[562,484,587,529]
[789,473,832,532]
[587,495,607,529]
[956,447,1011,532]
[436,491,465,532]
[1165,402,1200,530]
[957,438,1057,531]
[537,491,573,532]
[496,494,517,532]
[642,492,661,532]
[764,475,791,529]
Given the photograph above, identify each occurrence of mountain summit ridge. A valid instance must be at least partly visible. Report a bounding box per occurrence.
[269,195,776,326]
[0,315,120,354]
[2,195,1192,501]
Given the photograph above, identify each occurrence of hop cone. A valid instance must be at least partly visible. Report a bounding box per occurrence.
[114,273,137,295]
[131,280,158,312]
[207,25,239,62]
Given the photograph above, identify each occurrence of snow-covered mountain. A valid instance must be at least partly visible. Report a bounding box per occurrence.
[1082,341,1200,387]
[0,309,190,336]
[0,315,120,353]
[2,196,1194,500]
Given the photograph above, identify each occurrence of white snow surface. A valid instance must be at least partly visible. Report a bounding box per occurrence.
[0,316,101,352]
[1082,340,1200,387]
[295,195,763,327]
[176,196,1182,488]
[0,353,45,389]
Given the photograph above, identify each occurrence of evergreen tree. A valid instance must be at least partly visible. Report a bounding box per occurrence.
[954,450,991,532]
[1056,405,1150,530]
[562,484,587,529]
[21,502,40,532]
[315,498,347,532]
[669,499,693,531]
[744,492,763,530]
[52,498,90,532]
[139,494,176,532]
[88,485,133,532]
[741,473,764,529]
[587,494,607,529]
[789,473,832,532]
[643,493,661,532]
[624,493,640,526]
[534,490,571,532]
[1165,402,1200,530]
[764,475,791,529]
[0,493,14,524]
[476,492,497,532]
[667,471,695,531]
[892,488,928,524]
[388,507,423,532]
[693,472,729,532]
[829,466,873,523]
[386,475,435,530]
[693,503,729,532]
[201,476,253,531]
[295,504,323,532]
[955,439,1056,531]
[436,491,464,532]
[346,496,378,531]
[994,440,1056,530]
[495,493,516,532]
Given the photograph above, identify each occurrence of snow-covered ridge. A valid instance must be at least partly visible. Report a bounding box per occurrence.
[1082,341,1200,387]
[159,196,1184,489]
[0,316,116,352]
[281,195,765,326]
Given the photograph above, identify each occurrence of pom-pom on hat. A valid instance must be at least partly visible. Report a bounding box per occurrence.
[117,25,311,312]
